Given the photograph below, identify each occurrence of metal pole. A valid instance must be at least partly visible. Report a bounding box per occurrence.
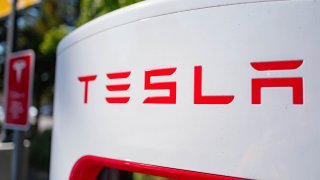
[5,1,23,180]
[11,131,23,180]
[5,0,17,57]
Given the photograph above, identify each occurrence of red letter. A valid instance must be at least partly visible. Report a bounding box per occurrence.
[78,75,97,104]
[143,68,177,104]
[251,60,303,104]
[105,71,131,104]
[194,66,234,104]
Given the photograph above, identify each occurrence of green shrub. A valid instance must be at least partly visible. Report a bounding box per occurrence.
[29,129,52,171]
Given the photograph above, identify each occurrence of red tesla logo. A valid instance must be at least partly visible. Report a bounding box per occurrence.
[78,60,304,105]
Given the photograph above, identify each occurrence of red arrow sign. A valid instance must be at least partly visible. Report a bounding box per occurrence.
[5,50,34,131]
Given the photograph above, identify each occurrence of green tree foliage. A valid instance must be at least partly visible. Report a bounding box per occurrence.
[30,129,52,171]
[40,25,68,54]
[77,0,143,26]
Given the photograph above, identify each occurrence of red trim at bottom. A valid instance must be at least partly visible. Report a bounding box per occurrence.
[70,155,248,180]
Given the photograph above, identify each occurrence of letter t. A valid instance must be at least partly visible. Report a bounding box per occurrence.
[78,75,97,104]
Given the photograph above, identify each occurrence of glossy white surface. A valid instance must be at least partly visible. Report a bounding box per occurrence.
[51,0,320,179]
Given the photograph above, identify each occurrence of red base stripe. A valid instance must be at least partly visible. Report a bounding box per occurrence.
[70,155,249,180]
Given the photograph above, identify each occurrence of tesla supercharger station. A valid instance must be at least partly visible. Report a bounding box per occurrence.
[51,0,320,179]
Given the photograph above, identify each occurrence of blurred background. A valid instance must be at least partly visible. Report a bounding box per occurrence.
[0,0,142,179]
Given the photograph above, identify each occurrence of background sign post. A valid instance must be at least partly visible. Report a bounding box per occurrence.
[5,50,35,180]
